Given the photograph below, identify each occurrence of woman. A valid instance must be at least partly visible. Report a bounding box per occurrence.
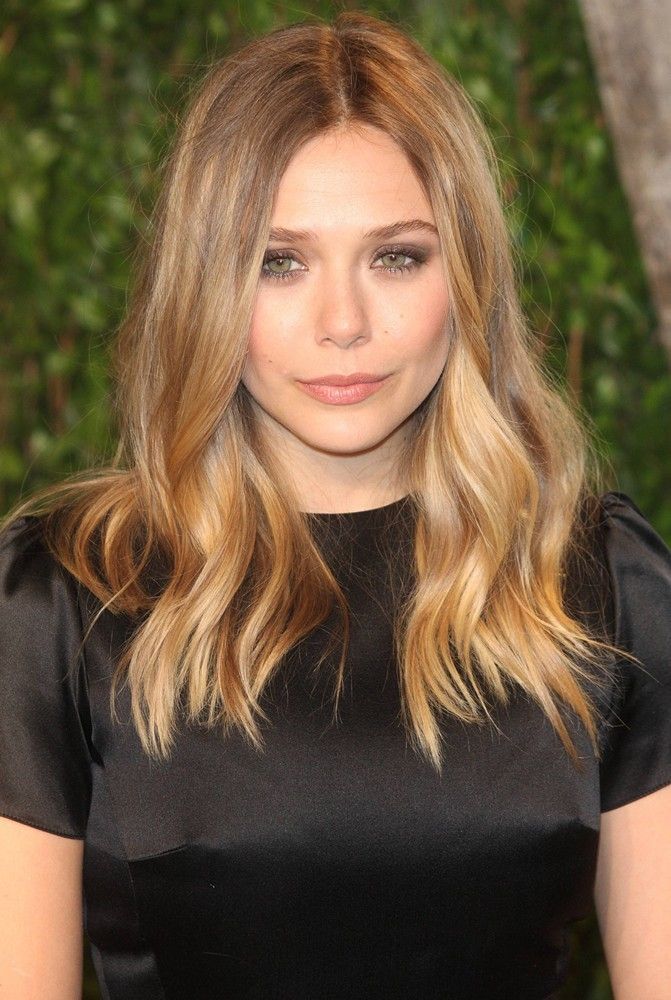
[1,10,669,999]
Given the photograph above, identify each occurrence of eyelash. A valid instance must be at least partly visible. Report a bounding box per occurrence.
[260,245,427,283]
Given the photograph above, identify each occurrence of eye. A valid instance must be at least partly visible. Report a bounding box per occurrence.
[261,252,304,281]
[260,244,428,283]
[373,247,425,274]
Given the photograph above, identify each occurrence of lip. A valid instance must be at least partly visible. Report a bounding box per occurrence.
[296,374,389,405]
[298,372,388,386]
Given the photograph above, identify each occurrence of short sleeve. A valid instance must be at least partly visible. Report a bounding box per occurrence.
[0,515,92,837]
[598,491,671,812]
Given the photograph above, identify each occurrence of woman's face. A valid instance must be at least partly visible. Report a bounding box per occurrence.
[242,123,450,504]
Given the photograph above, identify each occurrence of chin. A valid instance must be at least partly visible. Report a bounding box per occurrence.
[293,427,400,456]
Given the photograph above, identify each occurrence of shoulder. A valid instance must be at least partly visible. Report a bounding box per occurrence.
[0,513,89,680]
[597,488,666,544]
[1,512,60,568]
[0,512,92,699]
[566,489,671,666]
[595,490,671,650]
[593,492,671,813]
[0,515,93,837]
[0,513,80,610]
[561,489,671,690]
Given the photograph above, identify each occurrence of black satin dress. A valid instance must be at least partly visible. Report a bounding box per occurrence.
[1,491,670,1000]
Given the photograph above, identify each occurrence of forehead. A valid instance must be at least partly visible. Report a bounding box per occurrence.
[271,125,432,227]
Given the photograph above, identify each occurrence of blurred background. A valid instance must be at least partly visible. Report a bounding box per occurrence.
[1,1,669,997]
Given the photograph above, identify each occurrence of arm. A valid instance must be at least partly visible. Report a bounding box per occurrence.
[0,816,84,999]
[594,782,671,999]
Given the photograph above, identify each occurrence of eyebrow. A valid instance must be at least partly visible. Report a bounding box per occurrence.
[267,219,439,243]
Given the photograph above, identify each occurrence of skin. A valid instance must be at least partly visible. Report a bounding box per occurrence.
[1,133,669,1000]
[242,123,450,513]
[244,128,671,995]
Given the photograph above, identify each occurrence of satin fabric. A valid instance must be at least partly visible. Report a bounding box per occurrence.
[1,491,670,999]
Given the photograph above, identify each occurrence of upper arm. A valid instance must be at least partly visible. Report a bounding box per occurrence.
[594,491,671,996]
[0,520,93,995]
[0,815,84,999]
[594,782,671,1000]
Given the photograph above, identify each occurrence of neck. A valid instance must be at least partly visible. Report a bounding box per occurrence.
[251,407,414,515]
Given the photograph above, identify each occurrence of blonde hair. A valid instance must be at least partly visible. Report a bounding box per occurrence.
[2,11,634,775]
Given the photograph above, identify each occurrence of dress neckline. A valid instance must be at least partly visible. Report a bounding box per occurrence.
[305,494,411,521]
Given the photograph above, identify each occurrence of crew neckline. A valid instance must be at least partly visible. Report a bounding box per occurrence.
[305,494,411,520]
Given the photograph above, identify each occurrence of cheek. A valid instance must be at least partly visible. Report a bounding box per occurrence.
[245,313,293,378]
[420,291,449,352]
[385,283,449,356]
[394,318,449,370]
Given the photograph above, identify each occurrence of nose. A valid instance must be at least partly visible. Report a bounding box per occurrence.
[315,267,370,349]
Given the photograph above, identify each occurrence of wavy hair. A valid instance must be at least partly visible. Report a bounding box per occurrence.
[1,10,635,774]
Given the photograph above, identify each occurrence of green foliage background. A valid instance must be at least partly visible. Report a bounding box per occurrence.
[1,1,670,997]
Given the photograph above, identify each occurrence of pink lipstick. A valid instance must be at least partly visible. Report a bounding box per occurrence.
[296,373,389,405]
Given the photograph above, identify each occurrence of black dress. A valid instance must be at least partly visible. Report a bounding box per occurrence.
[1,491,670,1000]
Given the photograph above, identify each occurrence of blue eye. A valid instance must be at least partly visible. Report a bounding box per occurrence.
[260,245,427,282]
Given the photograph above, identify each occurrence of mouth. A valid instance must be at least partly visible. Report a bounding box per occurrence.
[298,372,388,386]
[295,374,390,406]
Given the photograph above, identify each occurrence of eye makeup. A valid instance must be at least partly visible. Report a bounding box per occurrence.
[260,244,430,282]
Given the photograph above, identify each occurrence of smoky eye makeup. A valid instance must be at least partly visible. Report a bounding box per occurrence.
[260,243,431,282]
